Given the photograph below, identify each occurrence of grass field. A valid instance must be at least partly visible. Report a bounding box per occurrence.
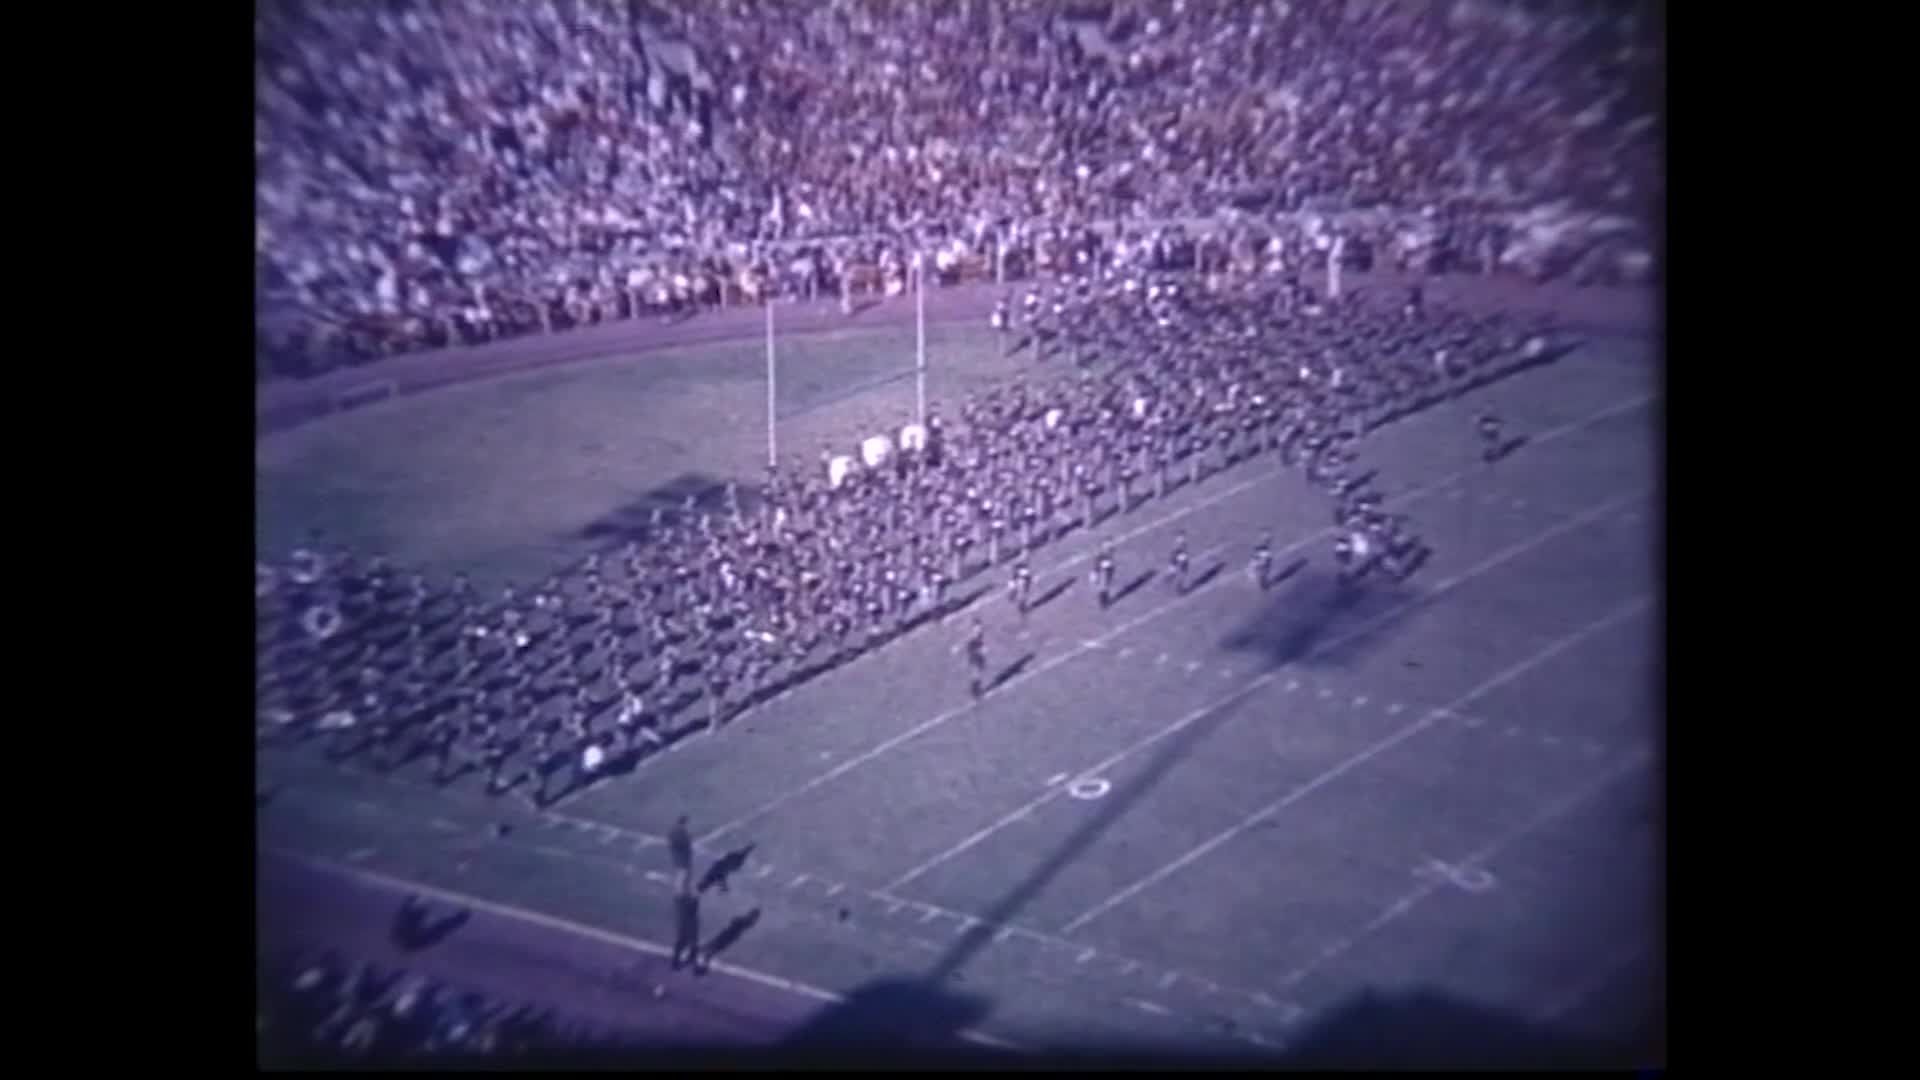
[256,294,1663,1062]
[256,316,1018,589]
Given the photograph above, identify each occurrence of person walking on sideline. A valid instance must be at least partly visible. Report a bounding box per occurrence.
[669,815,694,895]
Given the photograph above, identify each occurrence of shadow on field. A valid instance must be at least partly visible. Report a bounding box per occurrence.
[390,896,469,953]
[1112,568,1155,604]
[1184,560,1226,593]
[699,907,761,966]
[578,472,754,544]
[841,688,1271,1052]
[764,980,1656,1068]
[1271,987,1660,1070]
[1266,556,1309,590]
[1030,577,1074,612]
[1219,568,1425,668]
[786,572,1440,1050]
[780,978,995,1054]
[988,653,1035,692]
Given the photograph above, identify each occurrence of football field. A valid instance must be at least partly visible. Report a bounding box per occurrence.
[257,308,1661,1059]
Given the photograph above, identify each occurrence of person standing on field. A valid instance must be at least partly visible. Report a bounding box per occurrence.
[669,815,694,895]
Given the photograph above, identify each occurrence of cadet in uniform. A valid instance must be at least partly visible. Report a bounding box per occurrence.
[966,617,988,700]
[1093,540,1117,609]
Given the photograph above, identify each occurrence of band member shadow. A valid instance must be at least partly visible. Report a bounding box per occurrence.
[658,715,708,748]
[737,679,785,713]
[527,758,577,809]
[698,845,757,895]
[693,908,762,975]
[431,751,485,790]
[1267,556,1309,590]
[1385,544,1432,582]
[1338,468,1380,496]
[1221,569,1423,668]
[988,653,1036,693]
[1484,435,1527,463]
[658,685,703,719]
[1180,560,1227,594]
[1029,577,1074,613]
[390,895,470,953]
[1111,569,1156,605]
[785,657,837,687]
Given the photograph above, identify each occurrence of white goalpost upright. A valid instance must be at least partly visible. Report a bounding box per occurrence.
[765,295,777,468]
[914,250,927,426]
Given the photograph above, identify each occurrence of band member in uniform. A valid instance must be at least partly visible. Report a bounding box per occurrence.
[657,640,679,696]
[1477,412,1504,462]
[1009,558,1034,622]
[527,730,569,807]
[704,655,730,733]
[1170,531,1191,594]
[1335,528,1375,587]
[425,715,462,784]
[1079,462,1099,528]
[965,616,988,700]
[482,729,516,794]
[573,734,609,795]
[1251,531,1275,591]
[1093,540,1117,609]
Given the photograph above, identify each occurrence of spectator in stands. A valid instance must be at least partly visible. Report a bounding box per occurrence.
[255,0,1656,377]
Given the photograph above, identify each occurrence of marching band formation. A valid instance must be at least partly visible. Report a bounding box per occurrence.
[257,270,1569,810]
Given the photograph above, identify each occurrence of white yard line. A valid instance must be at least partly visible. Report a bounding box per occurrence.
[1276,743,1656,988]
[1058,590,1654,935]
[696,394,1654,848]
[697,540,1231,846]
[885,493,1648,894]
[273,774,1290,1023]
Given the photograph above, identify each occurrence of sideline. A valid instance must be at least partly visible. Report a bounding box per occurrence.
[261,845,1028,1054]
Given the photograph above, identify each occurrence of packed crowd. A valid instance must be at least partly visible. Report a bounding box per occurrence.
[255,0,1655,373]
[258,947,634,1061]
[256,271,1571,806]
